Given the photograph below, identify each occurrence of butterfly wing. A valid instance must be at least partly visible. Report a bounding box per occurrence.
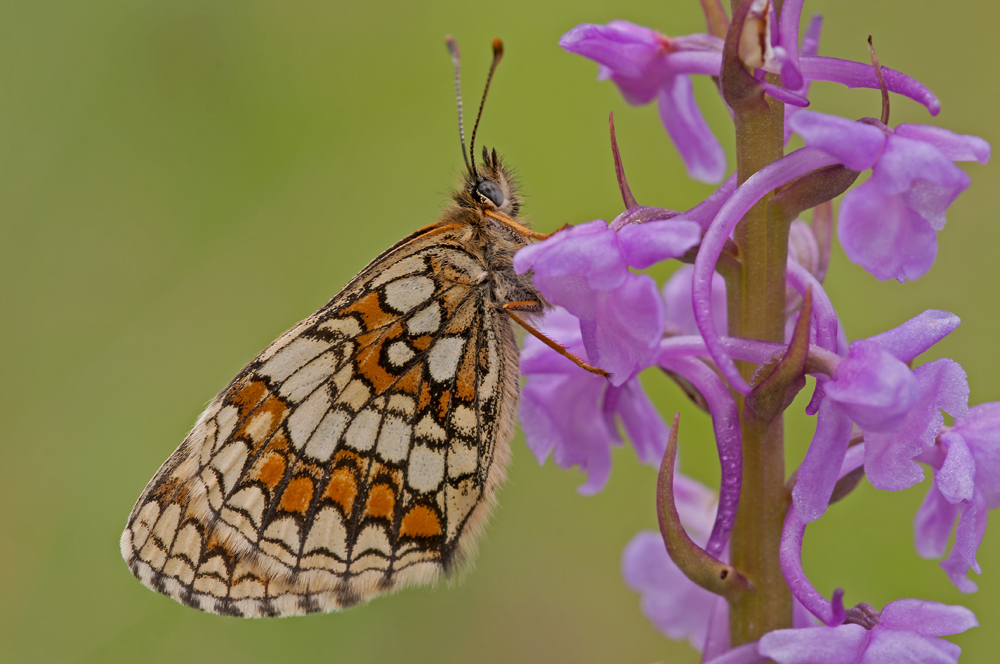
[121,224,521,617]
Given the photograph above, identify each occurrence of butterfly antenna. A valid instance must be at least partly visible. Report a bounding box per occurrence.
[469,39,504,179]
[446,36,475,179]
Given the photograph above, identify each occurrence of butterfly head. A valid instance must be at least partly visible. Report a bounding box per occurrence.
[464,145,520,218]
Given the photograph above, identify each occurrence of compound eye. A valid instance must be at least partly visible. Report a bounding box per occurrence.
[476,180,504,207]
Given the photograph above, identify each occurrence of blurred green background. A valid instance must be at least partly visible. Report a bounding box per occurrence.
[1,1,996,662]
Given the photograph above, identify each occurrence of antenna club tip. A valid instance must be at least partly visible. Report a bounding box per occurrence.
[446,35,459,57]
[492,38,504,57]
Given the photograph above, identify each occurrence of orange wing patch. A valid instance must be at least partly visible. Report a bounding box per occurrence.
[230,379,269,416]
[254,453,287,489]
[342,291,397,331]
[400,505,442,538]
[365,484,396,519]
[325,467,358,515]
[354,321,405,394]
[279,477,314,514]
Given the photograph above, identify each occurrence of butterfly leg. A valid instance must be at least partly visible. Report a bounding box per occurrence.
[483,209,573,241]
[503,301,610,378]
[535,223,573,240]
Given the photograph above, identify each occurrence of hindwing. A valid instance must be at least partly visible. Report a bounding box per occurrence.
[121,225,520,617]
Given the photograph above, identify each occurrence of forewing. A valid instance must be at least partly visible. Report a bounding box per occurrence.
[121,226,519,617]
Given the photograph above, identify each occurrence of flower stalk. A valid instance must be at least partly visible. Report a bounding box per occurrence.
[723,1,798,641]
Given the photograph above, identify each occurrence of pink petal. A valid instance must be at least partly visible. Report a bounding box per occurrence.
[894,125,991,163]
[618,218,701,269]
[759,624,869,664]
[937,433,976,503]
[879,599,978,636]
[874,136,970,199]
[838,179,939,283]
[860,629,959,664]
[867,310,961,363]
[583,273,665,385]
[824,339,921,433]
[657,75,727,183]
[792,398,854,522]
[914,481,960,559]
[663,265,727,336]
[788,111,887,170]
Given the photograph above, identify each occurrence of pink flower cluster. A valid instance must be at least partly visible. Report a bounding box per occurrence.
[515,1,992,661]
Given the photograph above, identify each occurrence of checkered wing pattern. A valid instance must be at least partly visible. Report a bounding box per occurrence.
[121,225,519,617]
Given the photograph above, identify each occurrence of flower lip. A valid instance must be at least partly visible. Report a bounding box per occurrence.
[915,400,1000,592]
[823,339,921,433]
[519,307,671,493]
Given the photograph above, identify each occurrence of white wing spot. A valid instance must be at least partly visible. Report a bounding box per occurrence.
[408,445,446,492]
[227,486,267,528]
[279,351,339,401]
[407,302,442,335]
[211,441,249,495]
[370,255,427,288]
[414,414,446,444]
[303,507,348,558]
[427,337,465,383]
[383,276,435,313]
[230,578,266,601]
[316,316,363,339]
[388,394,415,417]
[331,364,353,392]
[151,503,181,549]
[259,336,330,382]
[244,410,277,443]
[130,501,160,550]
[448,441,478,479]
[170,523,203,564]
[263,517,301,554]
[445,480,479,538]
[344,408,380,451]
[353,523,391,556]
[338,379,371,412]
[287,388,332,449]
[304,409,349,461]
[163,558,195,586]
[479,332,500,397]
[215,406,239,450]
[450,404,476,437]
[376,415,411,463]
[386,341,415,368]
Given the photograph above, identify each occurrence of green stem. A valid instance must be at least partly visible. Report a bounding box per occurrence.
[727,73,793,643]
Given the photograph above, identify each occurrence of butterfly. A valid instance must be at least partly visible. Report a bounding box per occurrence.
[121,37,605,617]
